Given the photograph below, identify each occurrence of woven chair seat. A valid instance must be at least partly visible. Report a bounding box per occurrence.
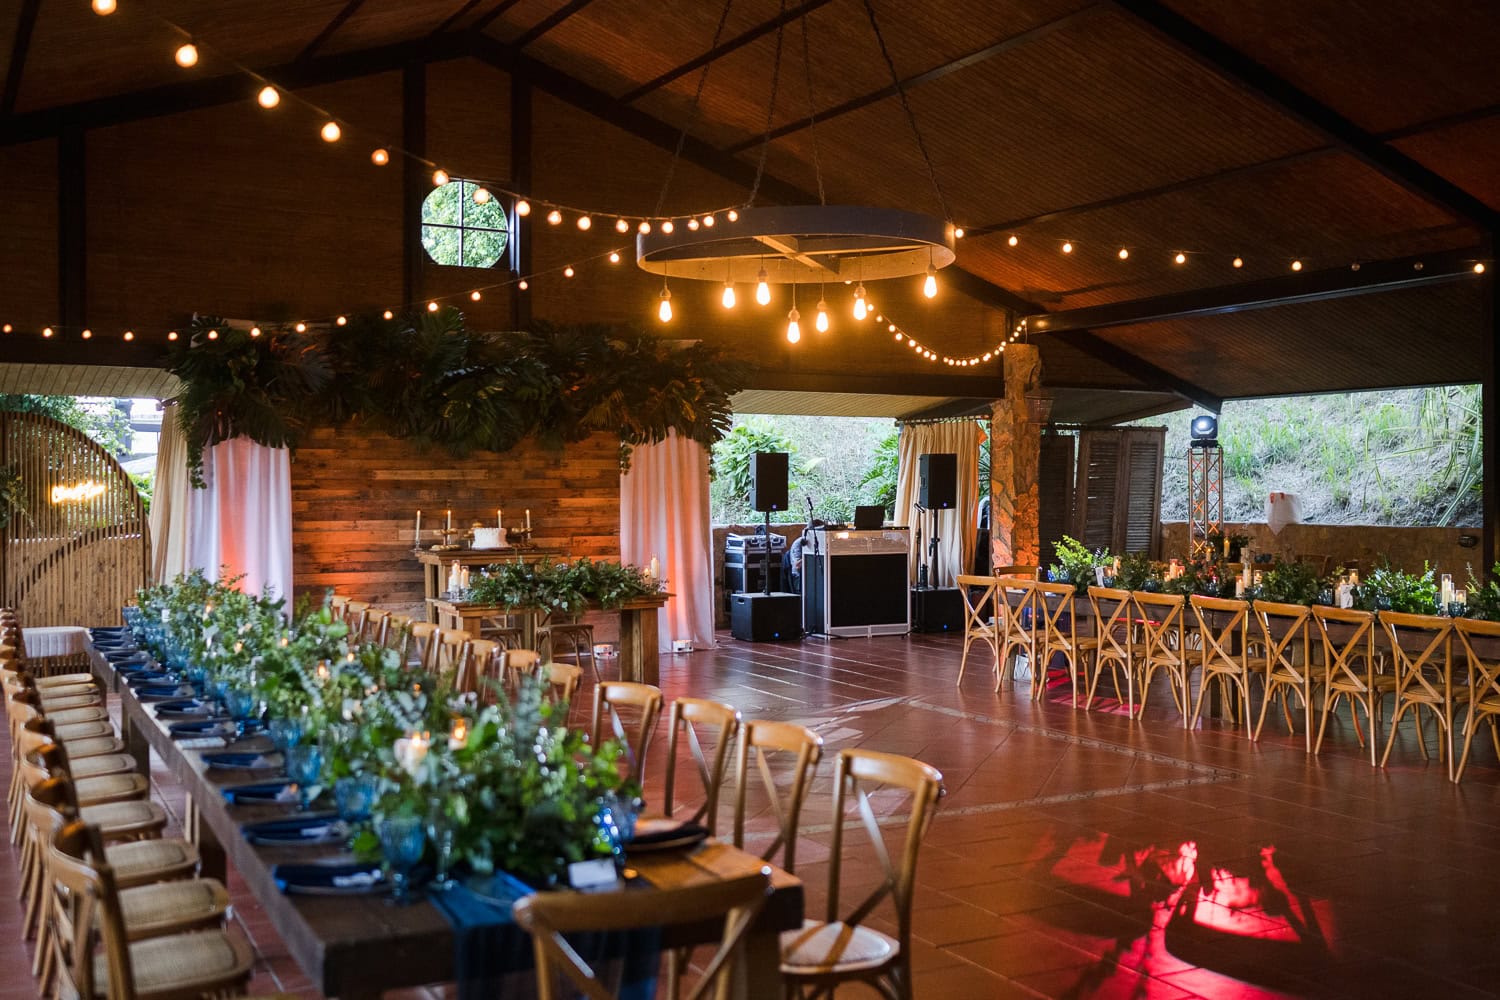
[78,799,166,840]
[106,838,200,888]
[37,682,100,700]
[59,735,127,758]
[73,773,149,805]
[780,920,897,975]
[34,672,97,688]
[66,754,138,779]
[119,878,231,940]
[36,692,103,712]
[47,706,110,727]
[55,720,117,742]
[91,928,256,997]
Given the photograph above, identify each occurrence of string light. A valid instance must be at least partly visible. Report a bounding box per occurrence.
[0,324,9,333]
[563,266,575,278]
[727,210,739,222]
[518,280,529,290]
[382,310,394,320]
[1008,234,1019,246]
[81,329,92,339]
[370,148,389,165]
[1118,248,1129,260]
[1062,242,1073,254]
[547,210,562,225]
[294,322,306,332]
[472,187,491,204]
[432,169,449,186]
[852,283,868,320]
[722,281,736,309]
[257,86,280,109]
[250,326,261,337]
[42,327,54,338]
[815,297,829,332]
[755,266,771,306]
[515,199,530,216]
[954,227,965,238]
[174,43,198,68]
[469,291,482,301]
[615,218,630,233]
[336,315,347,325]
[168,331,178,340]
[638,221,651,234]
[427,301,438,312]
[608,251,620,263]
[576,215,592,230]
[786,307,801,344]
[123,330,134,340]
[1475,262,1486,274]
[687,218,699,231]
[92,0,116,14]
[206,329,218,340]
[658,284,673,323]
[1232,256,1243,268]
[923,249,938,298]
[320,121,341,142]
[702,215,715,227]
[1291,260,1303,271]
[1174,252,1187,265]
[661,220,675,234]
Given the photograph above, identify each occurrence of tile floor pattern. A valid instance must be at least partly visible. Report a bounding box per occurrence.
[5,630,1500,999]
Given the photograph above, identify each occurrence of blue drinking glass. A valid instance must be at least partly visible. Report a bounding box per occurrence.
[335,774,380,823]
[268,718,304,753]
[225,688,257,740]
[377,816,426,904]
[425,808,457,890]
[285,745,324,812]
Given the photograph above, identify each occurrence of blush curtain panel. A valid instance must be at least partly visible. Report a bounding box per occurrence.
[620,431,715,652]
[148,403,192,585]
[184,437,295,603]
[894,419,983,587]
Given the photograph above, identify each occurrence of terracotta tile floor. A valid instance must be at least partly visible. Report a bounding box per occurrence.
[6,630,1500,998]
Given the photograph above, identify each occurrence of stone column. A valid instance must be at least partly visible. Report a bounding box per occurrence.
[990,344,1042,569]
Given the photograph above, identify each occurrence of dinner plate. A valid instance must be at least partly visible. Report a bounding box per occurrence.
[625,818,709,854]
[275,862,390,896]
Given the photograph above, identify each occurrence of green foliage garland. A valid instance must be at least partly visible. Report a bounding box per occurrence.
[465,557,661,615]
[166,311,746,483]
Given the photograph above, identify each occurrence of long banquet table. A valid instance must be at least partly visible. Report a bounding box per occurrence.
[88,643,802,999]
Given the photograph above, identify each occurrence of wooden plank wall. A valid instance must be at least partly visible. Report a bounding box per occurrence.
[290,424,620,613]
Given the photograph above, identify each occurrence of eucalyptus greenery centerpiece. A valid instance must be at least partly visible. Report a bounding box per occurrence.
[1246,560,1324,606]
[131,572,637,885]
[1047,536,1110,595]
[1464,563,1500,622]
[465,557,661,612]
[1352,562,1440,614]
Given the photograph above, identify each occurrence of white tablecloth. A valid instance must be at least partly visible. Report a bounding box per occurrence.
[21,626,88,658]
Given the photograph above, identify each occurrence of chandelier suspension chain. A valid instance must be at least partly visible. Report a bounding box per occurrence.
[651,0,737,217]
[860,0,951,222]
[799,12,827,206]
[747,0,791,208]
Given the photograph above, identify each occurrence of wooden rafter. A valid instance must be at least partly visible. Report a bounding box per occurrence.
[296,0,370,62]
[513,0,598,49]
[1,0,42,117]
[470,0,526,34]
[432,0,487,36]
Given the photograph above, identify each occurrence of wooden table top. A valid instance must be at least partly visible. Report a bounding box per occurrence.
[411,547,570,565]
[432,593,672,613]
[89,646,801,998]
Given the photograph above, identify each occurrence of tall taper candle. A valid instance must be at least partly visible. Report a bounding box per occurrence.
[526,509,531,531]
[498,508,503,531]
[415,509,421,545]
[446,509,451,532]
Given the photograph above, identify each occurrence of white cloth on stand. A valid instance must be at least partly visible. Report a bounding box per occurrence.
[620,431,715,652]
[1266,492,1301,535]
[185,437,294,603]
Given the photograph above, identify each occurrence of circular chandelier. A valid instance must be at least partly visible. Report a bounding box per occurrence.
[636,205,955,284]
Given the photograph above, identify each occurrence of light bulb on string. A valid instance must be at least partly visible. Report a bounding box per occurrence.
[702,215,715,227]
[427,301,439,312]
[786,307,801,344]
[661,220,675,234]
[727,210,739,222]
[577,215,592,230]
[168,331,178,340]
[515,199,531,216]
[205,329,216,340]
[518,280,529,290]
[249,326,261,337]
[546,210,562,225]
[257,86,280,109]
[615,218,629,233]
[563,266,575,278]
[470,291,482,301]
[175,43,198,68]
[687,218,699,231]
[0,324,10,333]
[335,316,347,326]
[658,284,673,323]
[923,259,938,299]
[321,121,341,142]
[721,281,736,309]
[1291,260,1303,271]
[123,330,134,340]
[954,227,965,238]
[1008,234,1019,246]
[1174,252,1187,265]
[608,251,620,263]
[755,266,771,306]
[638,221,651,234]
[1232,256,1243,268]
[472,187,491,204]
[852,283,867,321]
[382,310,394,320]
[371,148,389,165]
[1062,242,1073,254]
[294,323,306,332]
[92,0,116,14]
[432,169,449,186]
[1118,248,1129,260]
[1477,262,1487,274]
[815,296,829,332]
[43,327,53,338]
[82,329,93,340]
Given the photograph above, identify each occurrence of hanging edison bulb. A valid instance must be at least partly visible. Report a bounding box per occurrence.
[658,285,673,323]
[755,266,771,306]
[721,281,736,309]
[852,283,868,320]
[786,307,801,344]
[923,263,938,299]
[815,298,829,332]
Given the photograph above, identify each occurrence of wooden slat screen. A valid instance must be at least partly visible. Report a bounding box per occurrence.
[1074,430,1120,551]
[0,410,149,627]
[1120,430,1165,556]
[1071,426,1165,556]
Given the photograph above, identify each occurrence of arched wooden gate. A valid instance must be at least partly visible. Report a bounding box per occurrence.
[0,410,150,626]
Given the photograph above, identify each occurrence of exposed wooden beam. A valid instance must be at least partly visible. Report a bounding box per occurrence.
[0,333,168,367]
[2,0,42,116]
[1061,331,1222,412]
[723,5,1105,154]
[432,0,487,35]
[618,0,839,105]
[743,367,1001,398]
[0,34,471,146]
[1026,246,1486,334]
[513,0,597,49]
[401,62,427,308]
[295,0,370,63]
[470,0,526,34]
[1110,0,1500,231]
[58,130,86,337]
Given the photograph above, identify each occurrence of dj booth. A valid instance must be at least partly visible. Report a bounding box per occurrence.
[801,528,911,637]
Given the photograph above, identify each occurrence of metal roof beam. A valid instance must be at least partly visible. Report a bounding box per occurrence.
[1110,0,1500,231]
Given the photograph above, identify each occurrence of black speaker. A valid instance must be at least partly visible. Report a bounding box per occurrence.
[911,587,964,633]
[918,453,957,510]
[750,452,789,512]
[730,592,802,642]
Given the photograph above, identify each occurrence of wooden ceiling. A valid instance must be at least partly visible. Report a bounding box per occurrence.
[2,0,1495,412]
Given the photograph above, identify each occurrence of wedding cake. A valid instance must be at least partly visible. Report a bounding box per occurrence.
[471,527,505,549]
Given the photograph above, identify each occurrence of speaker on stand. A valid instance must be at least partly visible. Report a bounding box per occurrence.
[912,452,963,632]
[733,452,802,642]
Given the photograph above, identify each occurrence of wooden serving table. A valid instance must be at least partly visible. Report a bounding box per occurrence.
[88,644,801,999]
[412,547,569,623]
[431,594,672,685]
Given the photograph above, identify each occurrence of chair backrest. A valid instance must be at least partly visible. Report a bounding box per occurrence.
[1456,617,1500,710]
[382,613,414,655]
[361,608,391,645]
[590,681,663,785]
[513,869,771,1000]
[1088,586,1135,663]
[1312,604,1377,691]
[1253,600,1314,680]
[992,565,1039,579]
[662,698,741,835]
[1378,610,1454,702]
[344,600,371,635]
[1032,580,1079,645]
[503,648,543,690]
[998,576,1038,640]
[733,719,822,872]
[821,749,943,959]
[430,628,470,678]
[1132,591,1186,664]
[407,623,439,668]
[1190,594,1249,670]
[329,595,348,621]
[48,820,131,1000]
[461,639,500,694]
[954,575,999,635]
[543,663,583,709]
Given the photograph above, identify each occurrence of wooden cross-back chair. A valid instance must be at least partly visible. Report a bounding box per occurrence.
[381,613,414,658]
[1132,592,1190,726]
[953,574,999,687]
[1312,605,1389,764]
[47,821,257,1000]
[1085,586,1142,715]
[427,628,470,680]
[359,608,390,646]
[1189,595,1253,733]
[512,870,772,1000]
[1454,617,1500,783]
[733,720,822,873]
[661,698,741,836]
[1252,601,1322,751]
[458,639,499,695]
[589,681,663,786]
[995,574,1040,692]
[543,663,583,716]
[328,595,348,624]
[1033,581,1096,706]
[780,749,944,1000]
[1378,611,1463,778]
[406,623,439,670]
[343,600,371,637]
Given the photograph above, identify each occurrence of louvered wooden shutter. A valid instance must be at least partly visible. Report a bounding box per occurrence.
[1073,430,1121,551]
[1071,427,1165,556]
[1119,429,1164,556]
[1037,432,1075,566]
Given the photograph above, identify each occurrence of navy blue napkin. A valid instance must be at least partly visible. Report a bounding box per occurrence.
[169,719,235,738]
[432,873,659,1000]
[222,780,296,805]
[273,861,386,894]
[203,750,282,769]
[243,813,343,844]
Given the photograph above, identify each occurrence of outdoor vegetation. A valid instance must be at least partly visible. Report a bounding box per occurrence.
[711,414,897,524]
[1154,385,1483,527]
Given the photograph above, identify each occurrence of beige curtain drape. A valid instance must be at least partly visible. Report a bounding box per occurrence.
[148,403,191,584]
[894,420,982,587]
